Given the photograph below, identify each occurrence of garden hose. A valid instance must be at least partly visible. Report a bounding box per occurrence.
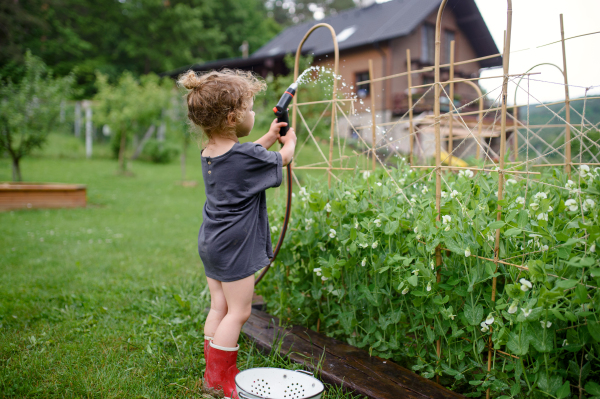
[254,83,297,286]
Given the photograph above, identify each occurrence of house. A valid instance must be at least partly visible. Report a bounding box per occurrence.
[167,0,506,161]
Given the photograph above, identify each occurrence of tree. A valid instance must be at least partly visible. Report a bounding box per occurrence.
[1,0,281,97]
[0,51,75,181]
[93,72,174,173]
[265,0,357,26]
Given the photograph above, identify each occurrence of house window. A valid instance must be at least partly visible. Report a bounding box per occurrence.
[421,23,435,64]
[444,30,455,64]
[356,71,370,98]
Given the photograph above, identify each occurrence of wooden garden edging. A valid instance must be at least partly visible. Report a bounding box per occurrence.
[0,183,87,211]
[243,308,464,399]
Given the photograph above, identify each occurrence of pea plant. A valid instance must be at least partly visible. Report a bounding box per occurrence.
[258,162,600,398]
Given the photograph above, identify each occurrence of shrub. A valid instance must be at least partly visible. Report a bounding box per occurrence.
[141,139,180,164]
[258,163,600,398]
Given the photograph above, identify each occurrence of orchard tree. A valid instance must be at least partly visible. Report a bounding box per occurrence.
[0,51,75,181]
[94,72,173,173]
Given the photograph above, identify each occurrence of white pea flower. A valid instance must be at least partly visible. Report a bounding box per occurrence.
[444,225,450,231]
[562,339,568,347]
[590,244,596,253]
[314,268,322,277]
[355,222,359,229]
[344,191,352,197]
[412,269,419,275]
[422,186,428,194]
[305,218,314,225]
[530,202,539,211]
[361,258,367,267]
[426,282,432,292]
[537,213,548,221]
[414,226,419,234]
[521,308,532,318]
[508,301,518,314]
[449,314,456,320]
[487,233,495,242]
[299,186,308,196]
[516,197,525,205]
[506,179,517,185]
[430,260,435,270]
[362,171,371,179]
[321,276,328,281]
[399,178,406,185]
[450,190,460,199]
[464,248,471,257]
[402,288,409,295]
[548,206,553,212]
[376,182,382,187]
[374,219,382,227]
[565,199,578,212]
[329,229,337,238]
[579,165,590,178]
[485,314,495,325]
[541,244,549,251]
[480,322,489,333]
[442,215,451,225]
[583,199,596,212]
[540,321,552,329]
[520,278,532,292]
[441,191,448,199]
[325,203,332,212]
[465,169,474,178]
[372,242,378,249]
[565,180,576,191]
[271,226,278,233]
[534,192,547,200]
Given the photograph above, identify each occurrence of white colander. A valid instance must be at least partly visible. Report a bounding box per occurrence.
[235,368,324,399]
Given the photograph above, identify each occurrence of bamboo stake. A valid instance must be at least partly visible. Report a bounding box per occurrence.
[410,72,540,89]
[513,106,518,161]
[369,59,377,171]
[537,96,600,107]
[407,49,414,166]
[433,0,447,383]
[448,40,455,165]
[560,14,572,179]
[489,6,512,394]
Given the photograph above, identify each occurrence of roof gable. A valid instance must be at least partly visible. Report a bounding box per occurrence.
[252,0,500,67]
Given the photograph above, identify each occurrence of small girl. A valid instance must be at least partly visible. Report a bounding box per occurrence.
[178,69,296,398]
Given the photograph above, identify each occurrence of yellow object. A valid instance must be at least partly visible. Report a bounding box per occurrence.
[440,150,468,167]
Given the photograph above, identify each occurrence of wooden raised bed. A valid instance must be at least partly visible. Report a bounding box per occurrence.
[0,183,87,211]
[243,308,464,399]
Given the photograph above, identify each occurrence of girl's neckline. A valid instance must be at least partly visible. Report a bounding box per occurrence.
[201,141,240,159]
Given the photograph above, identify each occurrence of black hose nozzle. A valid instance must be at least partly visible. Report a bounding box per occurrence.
[273,83,297,136]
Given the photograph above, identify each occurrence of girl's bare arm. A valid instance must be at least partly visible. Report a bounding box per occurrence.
[255,119,288,149]
[278,128,296,166]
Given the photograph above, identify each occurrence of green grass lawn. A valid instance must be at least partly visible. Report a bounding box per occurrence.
[0,133,364,398]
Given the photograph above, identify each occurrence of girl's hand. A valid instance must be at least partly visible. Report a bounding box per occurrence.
[268,118,288,139]
[278,127,296,146]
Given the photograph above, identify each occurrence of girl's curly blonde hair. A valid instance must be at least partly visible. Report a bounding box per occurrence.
[177,69,266,141]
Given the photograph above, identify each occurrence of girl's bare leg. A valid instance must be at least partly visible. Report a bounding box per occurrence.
[212,274,255,347]
[205,277,228,338]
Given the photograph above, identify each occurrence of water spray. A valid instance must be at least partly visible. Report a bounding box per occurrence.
[272,82,297,136]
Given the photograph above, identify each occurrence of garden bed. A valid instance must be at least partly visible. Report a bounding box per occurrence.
[243,308,463,399]
[0,182,87,211]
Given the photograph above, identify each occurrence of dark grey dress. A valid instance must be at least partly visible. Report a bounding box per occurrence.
[198,141,283,282]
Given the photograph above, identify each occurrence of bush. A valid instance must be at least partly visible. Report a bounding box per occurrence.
[141,139,180,164]
[258,163,600,398]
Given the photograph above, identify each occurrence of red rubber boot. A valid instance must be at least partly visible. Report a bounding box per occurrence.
[204,342,240,399]
[203,335,212,364]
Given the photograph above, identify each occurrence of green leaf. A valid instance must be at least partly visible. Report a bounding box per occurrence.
[587,320,600,342]
[507,332,529,356]
[407,275,418,287]
[585,381,600,396]
[383,220,399,235]
[504,227,522,237]
[464,304,484,326]
[555,279,578,289]
[350,227,357,240]
[488,221,506,230]
[557,381,571,398]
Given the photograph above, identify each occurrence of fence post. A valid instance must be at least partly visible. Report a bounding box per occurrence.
[369,59,377,171]
[406,49,414,167]
[74,101,82,138]
[83,100,93,159]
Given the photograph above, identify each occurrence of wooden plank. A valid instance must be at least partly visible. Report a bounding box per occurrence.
[0,183,87,211]
[243,309,464,399]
